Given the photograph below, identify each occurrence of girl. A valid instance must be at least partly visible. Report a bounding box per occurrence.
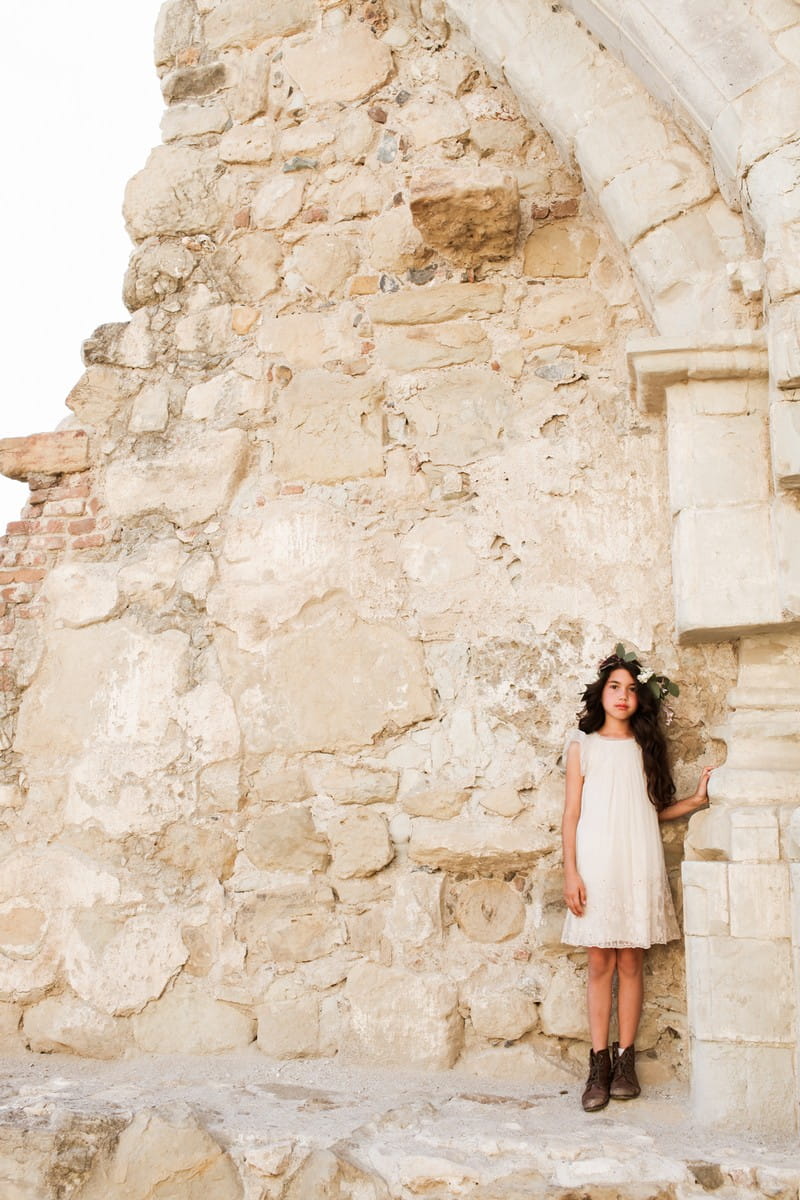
[561,646,712,1112]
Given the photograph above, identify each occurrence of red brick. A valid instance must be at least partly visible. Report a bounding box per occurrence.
[40,519,67,533]
[42,499,85,517]
[0,430,90,482]
[0,618,13,635]
[71,534,106,550]
[280,484,305,495]
[0,671,17,692]
[87,497,101,515]
[1,584,34,603]
[68,517,96,536]
[6,521,35,536]
[27,536,66,550]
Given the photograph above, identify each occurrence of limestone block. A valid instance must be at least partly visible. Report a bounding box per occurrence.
[454,879,525,943]
[248,765,311,806]
[283,1150,389,1200]
[64,910,188,1017]
[256,986,324,1058]
[219,123,274,164]
[204,0,316,50]
[162,62,228,104]
[257,310,361,367]
[235,886,344,964]
[409,813,555,872]
[478,785,524,817]
[368,207,431,272]
[77,1109,244,1200]
[729,804,781,863]
[401,788,468,818]
[685,803,732,861]
[116,540,188,607]
[157,822,237,880]
[286,233,360,298]
[198,761,243,814]
[104,428,247,526]
[330,810,394,879]
[229,47,271,123]
[66,365,140,424]
[309,761,398,805]
[128,382,171,433]
[517,284,608,352]
[161,101,230,141]
[398,96,470,149]
[735,66,800,171]
[769,295,800,389]
[368,282,504,325]
[522,222,599,278]
[540,959,586,1038]
[206,232,283,302]
[271,371,385,483]
[40,564,119,628]
[672,506,781,637]
[686,935,794,1042]
[375,322,490,371]
[691,1039,797,1134]
[771,399,800,488]
[395,367,510,464]
[83,313,156,369]
[0,431,89,482]
[251,173,306,229]
[283,26,393,104]
[132,978,255,1053]
[123,241,197,311]
[344,962,462,1068]
[154,0,201,68]
[682,861,729,936]
[468,986,538,1041]
[574,93,671,193]
[385,872,444,955]
[245,805,330,872]
[409,168,520,263]
[185,369,267,422]
[599,151,716,248]
[175,304,233,358]
[729,863,791,939]
[23,994,130,1059]
[775,493,800,617]
[667,394,769,513]
[123,146,222,240]
[333,169,388,221]
[400,515,479,609]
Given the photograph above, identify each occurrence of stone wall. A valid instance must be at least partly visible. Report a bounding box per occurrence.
[0,0,754,1092]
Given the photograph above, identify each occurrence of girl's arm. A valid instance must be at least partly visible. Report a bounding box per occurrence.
[658,766,713,822]
[562,741,586,916]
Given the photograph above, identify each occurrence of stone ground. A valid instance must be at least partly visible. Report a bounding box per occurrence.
[0,1051,797,1198]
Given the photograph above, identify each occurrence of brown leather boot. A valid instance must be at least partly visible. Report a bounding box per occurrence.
[609,1042,641,1099]
[581,1047,611,1111]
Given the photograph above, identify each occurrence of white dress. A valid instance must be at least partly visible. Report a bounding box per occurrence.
[561,729,680,949]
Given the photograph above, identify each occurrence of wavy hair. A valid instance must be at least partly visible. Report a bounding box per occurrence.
[577,655,676,811]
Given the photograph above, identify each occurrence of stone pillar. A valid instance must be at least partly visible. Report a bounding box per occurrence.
[684,635,800,1135]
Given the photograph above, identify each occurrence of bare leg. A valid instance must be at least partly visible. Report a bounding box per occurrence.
[616,947,644,1047]
[586,947,617,1051]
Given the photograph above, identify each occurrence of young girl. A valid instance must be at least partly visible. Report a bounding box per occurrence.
[561,646,712,1112]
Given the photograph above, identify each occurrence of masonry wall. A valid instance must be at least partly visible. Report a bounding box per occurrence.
[0,0,737,1083]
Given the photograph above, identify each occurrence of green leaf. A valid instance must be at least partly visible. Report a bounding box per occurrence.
[648,678,661,700]
[667,680,680,697]
[614,642,626,659]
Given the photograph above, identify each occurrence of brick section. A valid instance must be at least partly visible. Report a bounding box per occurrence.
[0,467,113,694]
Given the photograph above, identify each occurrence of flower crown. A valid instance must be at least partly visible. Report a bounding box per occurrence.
[599,643,679,707]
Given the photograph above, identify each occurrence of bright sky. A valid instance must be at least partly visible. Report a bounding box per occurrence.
[1,1,165,528]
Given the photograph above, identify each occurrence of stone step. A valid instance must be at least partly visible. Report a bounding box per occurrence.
[0,1052,797,1199]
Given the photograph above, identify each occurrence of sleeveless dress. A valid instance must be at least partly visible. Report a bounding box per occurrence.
[561,729,679,949]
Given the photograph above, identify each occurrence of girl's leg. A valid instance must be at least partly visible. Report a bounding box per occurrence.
[616,947,644,1047]
[586,947,617,1050]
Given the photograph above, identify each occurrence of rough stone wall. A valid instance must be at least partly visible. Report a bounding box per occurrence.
[0,0,737,1082]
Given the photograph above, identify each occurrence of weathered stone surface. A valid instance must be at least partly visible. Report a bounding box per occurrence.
[0,431,89,482]
[132,978,255,1053]
[23,994,131,1059]
[401,788,468,819]
[66,365,141,424]
[248,765,311,806]
[204,0,315,51]
[409,168,520,262]
[283,26,393,104]
[40,564,119,628]
[82,312,156,369]
[219,123,274,164]
[523,222,599,277]
[330,810,394,879]
[368,206,431,272]
[286,233,360,298]
[123,146,222,240]
[245,805,329,872]
[271,371,385,483]
[175,304,233,359]
[123,240,197,310]
[368,282,504,325]
[129,381,173,433]
[256,984,327,1058]
[517,284,608,351]
[104,428,247,525]
[467,985,538,1041]
[393,366,510,464]
[251,173,306,229]
[161,101,231,142]
[226,599,434,754]
[78,1108,244,1200]
[478,784,525,817]
[206,232,283,302]
[374,321,490,370]
[409,814,555,872]
[309,762,399,806]
[540,960,587,1039]
[65,910,188,1017]
[185,368,267,423]
[235,886,344,964]
[454,879,526,943]
[344,962,462,1068]
[257,310,361,367]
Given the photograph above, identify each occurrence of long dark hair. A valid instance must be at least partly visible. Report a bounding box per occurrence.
[577,654,676,811]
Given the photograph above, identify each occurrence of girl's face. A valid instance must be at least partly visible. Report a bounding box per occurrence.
[601,668,639,721]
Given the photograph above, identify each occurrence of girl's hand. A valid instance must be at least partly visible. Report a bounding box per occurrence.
[564,871,586,917]
[694,766,714,803]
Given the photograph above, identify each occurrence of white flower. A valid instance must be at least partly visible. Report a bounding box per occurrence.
[637,669,654,684]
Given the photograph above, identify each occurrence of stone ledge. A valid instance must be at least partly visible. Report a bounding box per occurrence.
[0,1052,796,1198]
[627,332,768,412]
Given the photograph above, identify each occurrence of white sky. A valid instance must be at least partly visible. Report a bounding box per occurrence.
[1,1,165,527]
